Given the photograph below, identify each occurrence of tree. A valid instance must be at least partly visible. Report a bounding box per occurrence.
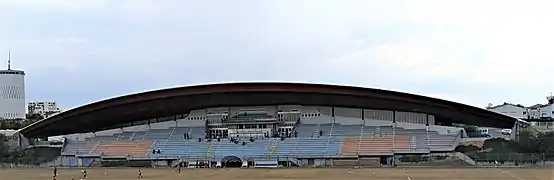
[516,130,541,153]
[536,132,554,154]
[25,114,45,121]
[0,134,9,162]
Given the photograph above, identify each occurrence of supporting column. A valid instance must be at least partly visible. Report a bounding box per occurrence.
[425,117,430,150]
[360,108,364,125]
[392,111,396,150]
[514,120,520,142]
[425,115,429,126]
[361,109,365,126]
[174,115,178,127]
[392,111,396,123]
[331,106,335,124]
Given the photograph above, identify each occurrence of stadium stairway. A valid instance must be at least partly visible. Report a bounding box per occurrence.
[205,141,215,157]
[410,136,417,149]
[266,138,278,159]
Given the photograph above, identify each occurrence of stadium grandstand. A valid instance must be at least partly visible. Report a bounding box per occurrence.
[8,82,525,168]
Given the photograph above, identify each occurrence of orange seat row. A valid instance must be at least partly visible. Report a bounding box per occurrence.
[93,140,152,157]
[340,135,411,155]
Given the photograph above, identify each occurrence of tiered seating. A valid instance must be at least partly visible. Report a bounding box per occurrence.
[62,141,98,155]
[379,126,394,135]
[93,140,152,157]
[169,127,191,141]
[92,135,118,141]
[331,125,362,137]
[274,137,340,156]
[395,128,428,150]
[145,129,172,140]
[339,137,359,156]
[117,132,134,140]
[295,124,318,137]
[428,133,457,150]
[358,136,393,153]
[212,139,270,157]
[189,127,205,138]
[340,135,411,154]
[148,126,208,157]
[373,126,458,151]
[410,136,417,149]
[393,135,411,150]
[131,141,152,157]
[362,126,378,135]
[61,123,460,159]
[157,141,209,157]
[319,124,333,136]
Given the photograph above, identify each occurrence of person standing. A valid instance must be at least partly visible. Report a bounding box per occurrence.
[53,166,58,178]
[137,169,144,179]
[81,169,87,179]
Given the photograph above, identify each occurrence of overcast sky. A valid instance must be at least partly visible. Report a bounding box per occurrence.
[1,0,553,109]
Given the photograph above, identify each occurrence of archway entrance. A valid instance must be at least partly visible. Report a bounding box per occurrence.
[221,156,242,168]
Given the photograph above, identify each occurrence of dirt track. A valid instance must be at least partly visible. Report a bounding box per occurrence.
[1,167,552,180]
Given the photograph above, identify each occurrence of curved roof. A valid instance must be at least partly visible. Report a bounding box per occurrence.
[20,82,517,137]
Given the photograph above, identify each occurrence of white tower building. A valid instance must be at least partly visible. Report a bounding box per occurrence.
[0,50,25,120]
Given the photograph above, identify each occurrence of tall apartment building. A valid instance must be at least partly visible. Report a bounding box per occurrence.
[0,50,26,120]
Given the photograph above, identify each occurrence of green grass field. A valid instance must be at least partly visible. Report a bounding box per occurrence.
[0,167,552,180]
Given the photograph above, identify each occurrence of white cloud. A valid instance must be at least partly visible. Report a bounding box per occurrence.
[324,0,554,87]
[3,0,554,107]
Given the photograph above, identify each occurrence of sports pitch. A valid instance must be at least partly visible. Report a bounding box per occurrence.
[1,167,552,180]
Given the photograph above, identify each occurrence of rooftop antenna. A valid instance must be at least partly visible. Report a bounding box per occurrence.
[7,47,11,70]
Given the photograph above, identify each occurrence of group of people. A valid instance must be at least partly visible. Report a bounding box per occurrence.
[152,149,162,154]
[51,167,88,180]
[52,167,143,180]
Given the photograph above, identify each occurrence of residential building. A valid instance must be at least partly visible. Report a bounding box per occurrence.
[28,101,62,118]
[486,103,527,119]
